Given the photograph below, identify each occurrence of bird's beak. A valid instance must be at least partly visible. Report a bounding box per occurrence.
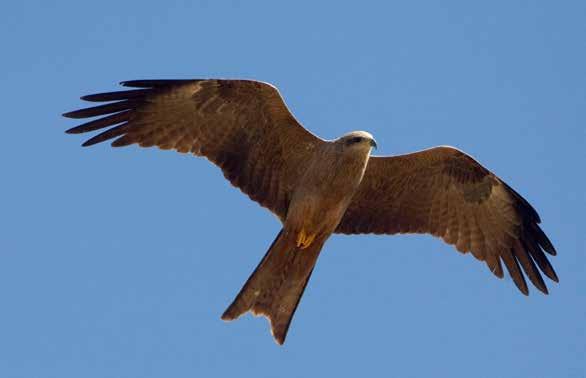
[370,139,378,150]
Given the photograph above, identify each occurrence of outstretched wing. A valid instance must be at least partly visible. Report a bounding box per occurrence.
[336,146,558,295]
[64,79,324,221]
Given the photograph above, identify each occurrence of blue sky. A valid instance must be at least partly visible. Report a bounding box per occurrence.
[1,1,584,377]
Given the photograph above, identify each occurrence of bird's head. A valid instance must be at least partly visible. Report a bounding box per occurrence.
[337,131,377,152]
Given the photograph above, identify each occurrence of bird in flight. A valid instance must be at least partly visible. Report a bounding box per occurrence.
[64,79,558,345]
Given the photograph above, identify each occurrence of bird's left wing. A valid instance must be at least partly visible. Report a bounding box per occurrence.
[335,146,558,294]
[64,79,325,221]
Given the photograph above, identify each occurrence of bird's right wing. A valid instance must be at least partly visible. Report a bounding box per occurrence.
[64,79,325,221]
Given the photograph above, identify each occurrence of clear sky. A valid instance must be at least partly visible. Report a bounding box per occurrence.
[1,1,584,377]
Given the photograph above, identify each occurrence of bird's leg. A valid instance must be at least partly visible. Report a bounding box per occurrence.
[296,229,316,250]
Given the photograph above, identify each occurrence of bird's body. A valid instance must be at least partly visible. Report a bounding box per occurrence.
[64,79,558,345]
[287,132,375,244]
[222,132,376,343]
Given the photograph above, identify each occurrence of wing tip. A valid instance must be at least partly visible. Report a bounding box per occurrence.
[519,285,529,296]
[542,241,557,256]
[120,79,196,88]
[62,110,83,119]
[79,94,95,101]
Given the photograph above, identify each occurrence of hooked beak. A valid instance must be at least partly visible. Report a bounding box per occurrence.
[370,138,378,150]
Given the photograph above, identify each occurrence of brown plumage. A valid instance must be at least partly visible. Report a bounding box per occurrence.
[336,148,558,294]
[64,79,558,345]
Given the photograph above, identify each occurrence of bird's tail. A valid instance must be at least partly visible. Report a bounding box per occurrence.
[221,229,324,345]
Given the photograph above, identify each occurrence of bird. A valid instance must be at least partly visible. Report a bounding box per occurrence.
[63,79,558,345]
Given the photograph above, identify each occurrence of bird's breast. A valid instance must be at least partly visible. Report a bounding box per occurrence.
[285,152,369,235]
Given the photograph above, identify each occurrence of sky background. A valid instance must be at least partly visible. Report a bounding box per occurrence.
[1,1,585,377]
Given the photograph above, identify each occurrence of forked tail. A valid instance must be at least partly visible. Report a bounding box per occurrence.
[221,229,324,345]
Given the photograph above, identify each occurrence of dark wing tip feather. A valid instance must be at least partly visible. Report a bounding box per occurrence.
[520,236,559,284]
[65,110,131,134]
[62,100,140,119]
[503,183,558,294]
[64,80,203,143]
[512,240,549,295]
[111,135,135,147]
[531,223,557,256]
[80,124,130,147]
[63,81,165,146]
[62,110,81,119]
[120,79,197,88]
[516,193,558,260]
[80,89,150,102]
[503,181,542,223]
[500,250,530,295]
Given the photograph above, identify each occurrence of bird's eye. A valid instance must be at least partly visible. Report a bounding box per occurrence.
[346,137,363,145]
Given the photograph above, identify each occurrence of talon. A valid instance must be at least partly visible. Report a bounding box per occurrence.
[296,229,316,249]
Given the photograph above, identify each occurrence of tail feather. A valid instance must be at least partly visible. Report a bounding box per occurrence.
[221,229,323,345]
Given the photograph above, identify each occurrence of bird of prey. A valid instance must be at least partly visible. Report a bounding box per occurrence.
[64,79,558,345]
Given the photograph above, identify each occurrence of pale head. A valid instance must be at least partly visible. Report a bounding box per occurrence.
[336,131,378,151]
